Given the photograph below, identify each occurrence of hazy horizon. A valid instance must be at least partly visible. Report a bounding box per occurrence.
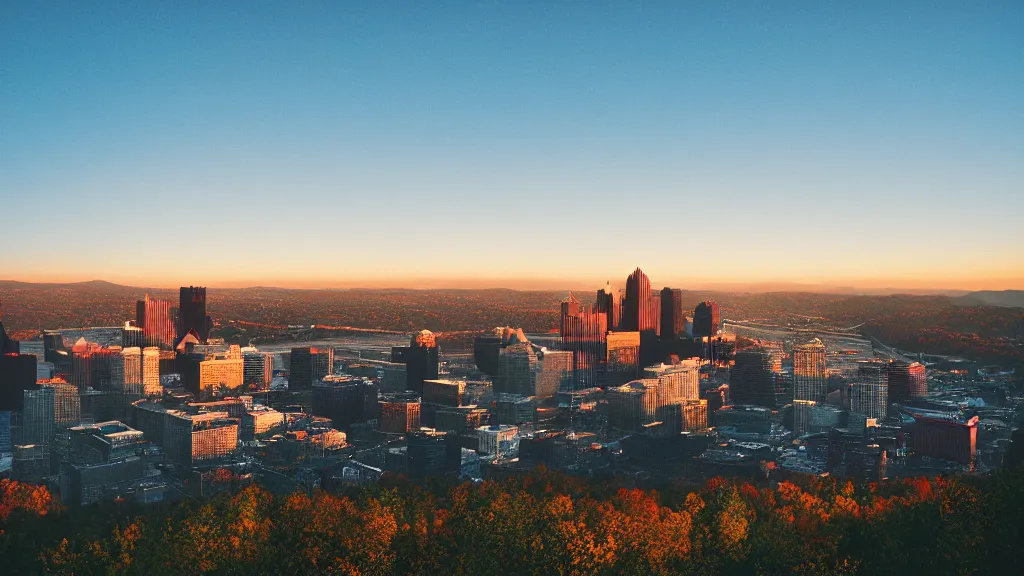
[2,274,1020,295]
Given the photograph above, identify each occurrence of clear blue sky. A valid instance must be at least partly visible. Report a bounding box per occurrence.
[2,1,1022,290]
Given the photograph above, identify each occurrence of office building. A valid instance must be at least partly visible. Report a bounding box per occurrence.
[112,347,143,395]
[164,411,239,467]
[793,339,827,404]
[379,399,421,434]
[595,282,620,330]
[41,378,81,427]
[731,349,777,408]
[621,268,658,333]
[290,347,334,389]
[406,430,461,479]
[851,360,888,420]
[913,415,978,465]
[473,327,527,378]
[142,347,161,396]
[0,305,19,354]
[392,330,440,395]
[495,343,538,395]
[178,286,209,342]
[58,421,150,506]
[136,294,175,350]
[197,358,244,400]
[605,331,641,386]
[494,394,535,426]
[379,362,408,393]
[241,408,285,438]
[559,293,607,389]
[477,424,519,460]
[659,288,684,340]
[693,300,721,338]
[423,379,465,407]
[121,323,144,348]
[607,379,659,431]
[644,359,700,405]
[887,360,927,405]
[241,348,274,391]
[311,376,379,429]
[0,353,37,411]
[434,406,489,434]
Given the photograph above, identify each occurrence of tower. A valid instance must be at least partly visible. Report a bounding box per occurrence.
[693,300,721,338]
[659,288,684,340]
[178,286,209,343]
[621,268,655,332]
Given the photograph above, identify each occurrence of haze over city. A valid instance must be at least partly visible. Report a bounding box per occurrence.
[3,2,1022,291]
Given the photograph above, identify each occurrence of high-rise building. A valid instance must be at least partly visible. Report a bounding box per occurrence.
[793,339,827,404]
[659,288,684,340]
[852,360,888,420]
[136,294,175,350]
[621,268,657,332]
[693,300,721,338]
[595,283,620,330]
[142,347,161,396]
[731,349,776,407]
[290,347,335,389]
[178,286,209,342]
[0,303,19,354]
[391,330,440,395]
[423,379,466,407]
[40,378,81,428]
[242,349,274,391]
[643,359,700,405]
[887,360,926,405]
[311,376,379,429]
[0,353,37,411]
[559,293,607,389]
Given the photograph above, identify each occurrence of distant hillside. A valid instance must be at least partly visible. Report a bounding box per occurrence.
[957,290,1024,308]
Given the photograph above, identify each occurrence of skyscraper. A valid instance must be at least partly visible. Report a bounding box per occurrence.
[852,360,889,420]
[731,348,776,407]
[693,300,721,338]
[659,288,684,341]
[0,302,19,354]
[178,286,209,342]
[136,294,175,350]
[0,353,38,411]
[559,292,607,389]
[289,347,335,389]
[621,268,656,332]
[887,360,927,405]
[793,339,827,403]
[595,282,620,329]
[391,330,439,395]
[242,348,274,391]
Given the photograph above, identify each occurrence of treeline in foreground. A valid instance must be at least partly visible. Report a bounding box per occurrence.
[2,468,1023,575]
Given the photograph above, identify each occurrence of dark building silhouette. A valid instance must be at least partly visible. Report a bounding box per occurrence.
[290,347,334,389]
[178,286,209,343]
[406,430,461,479]
[391,330,439,395]
[731,349,776,408]
[0,303,19,354]
[312,377,380,430]
[0,353,38,411]
[693,300,721,338]
[659,288,684,341]
[887,360,926,405]
[473,327,527,378]
[621,268,657,332]
[595,283,620,329]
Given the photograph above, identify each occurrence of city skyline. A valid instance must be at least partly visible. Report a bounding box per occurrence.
[3,2,1022,289]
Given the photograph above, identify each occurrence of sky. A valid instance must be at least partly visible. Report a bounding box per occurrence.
[2,1,1022,292]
